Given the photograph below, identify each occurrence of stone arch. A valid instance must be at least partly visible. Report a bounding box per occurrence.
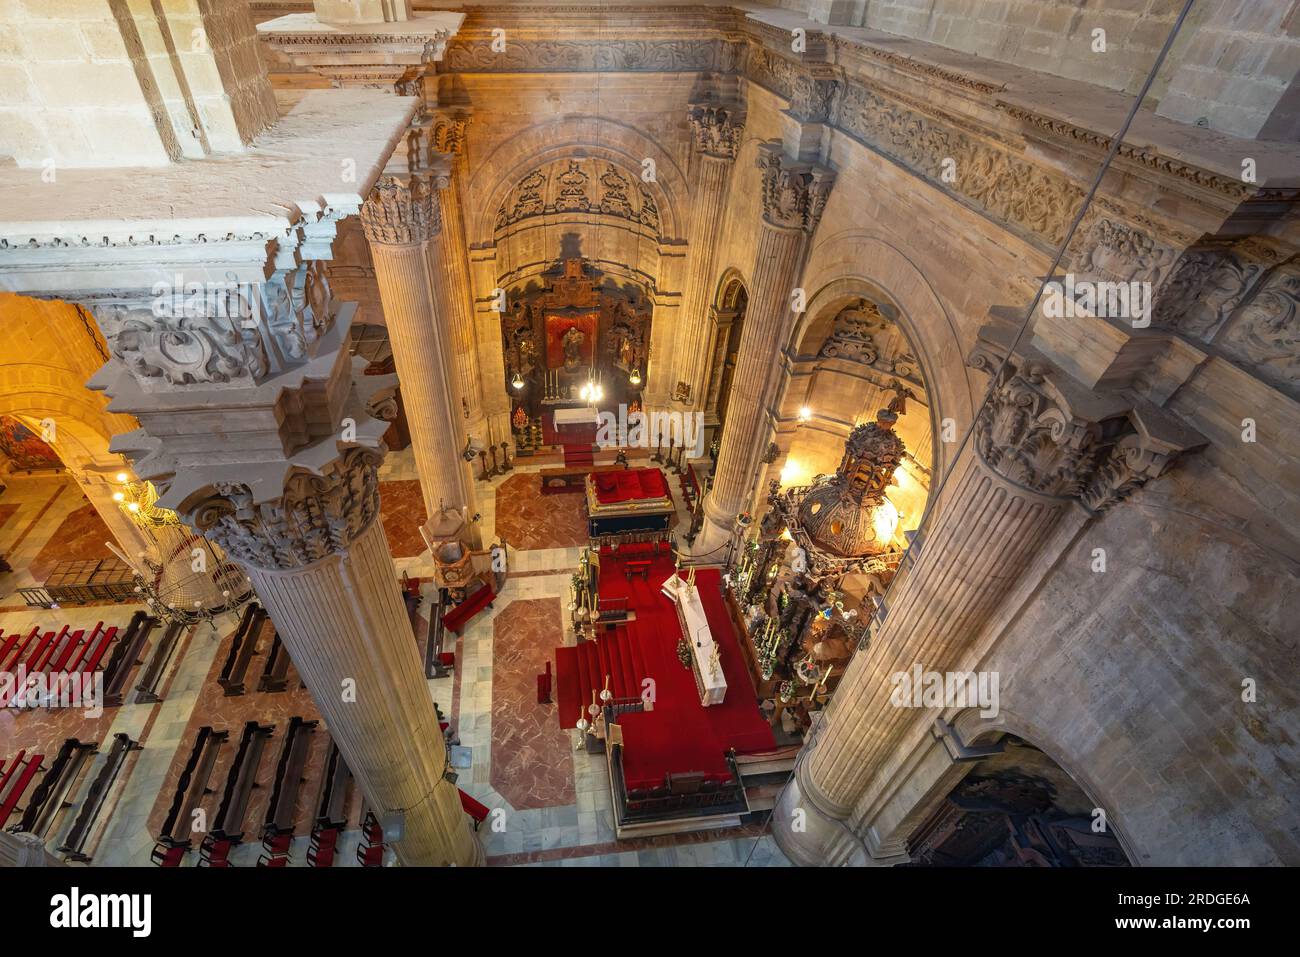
[795,230,982,485]
[465,116,688,244]
[0,293,147,556]
[886,707,1137,866]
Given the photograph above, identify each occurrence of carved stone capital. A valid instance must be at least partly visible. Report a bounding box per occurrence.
[431,113,469,155]
[191,447,384,571]
[756,143,834,233]
[968,345,1205,511]
[688,102,744,160]
[361,173,440,245]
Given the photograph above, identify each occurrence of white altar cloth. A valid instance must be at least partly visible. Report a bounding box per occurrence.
[661,573,727,706]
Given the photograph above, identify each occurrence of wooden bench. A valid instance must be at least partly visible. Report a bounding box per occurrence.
[159,725,228,848]
[59,733,141,862]
[134,620,184,704]
[102,613,158,708]
[212,720,275,842]
[218,604,266,696]
[17,738,98,838]
[263,716,318,838]
[257,631,291,692]
[0,752,45,828]
[442,578,495,636]
[623,559,652,580]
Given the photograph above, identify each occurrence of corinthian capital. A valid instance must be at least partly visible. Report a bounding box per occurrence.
[361,173,440,245]
[191,447,385,570]
[431,113,469,155]
[757,142,834,233]
[967,342,1205,511]
[688,102,744,160]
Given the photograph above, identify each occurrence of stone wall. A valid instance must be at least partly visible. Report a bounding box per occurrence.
[0,0,276,168]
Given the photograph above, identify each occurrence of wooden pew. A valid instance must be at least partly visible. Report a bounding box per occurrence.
[64,622,107,672]
[33,625,70,672]
[134,620,184,704]
[211,720,275,842]
[256,631,291,693]
[59,733,141,862]
[263,716,318,839]
[0,752,46,828]
[101,612,156,707]
[49,629,91,670]
[1,627,39,671]
[423,589,452,679]
[159,726,228,848]
[218,604,266,696]
[17,738,98,838]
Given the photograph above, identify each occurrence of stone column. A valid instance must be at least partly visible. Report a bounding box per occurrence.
[82,247,483,867]
[427,115,491,448]
[193,448,481,867]
[692,143,833,559]
[362,172,479,539]
[772,338,1205,865]
[672,102,745,415]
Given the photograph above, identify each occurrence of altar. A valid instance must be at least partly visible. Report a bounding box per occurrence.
[554,407,598,428]
[661,571,727,707]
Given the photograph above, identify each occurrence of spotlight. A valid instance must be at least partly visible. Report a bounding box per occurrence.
[798,406,812,422]
[629,368,642,387]
[112,491,125,502]
[116,472,129,483]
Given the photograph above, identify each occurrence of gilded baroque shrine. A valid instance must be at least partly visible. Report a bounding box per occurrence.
[0,0,1295,888]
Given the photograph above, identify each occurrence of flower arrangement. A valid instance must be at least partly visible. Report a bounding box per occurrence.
[676,638,692,670]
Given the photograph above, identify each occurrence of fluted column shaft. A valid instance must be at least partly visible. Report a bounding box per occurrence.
[674,153,734,413]
[364,173,478,534]
[812,446,1069,810]
[701,221,804,532]
[244,515,480,866]
[431,159,489,445]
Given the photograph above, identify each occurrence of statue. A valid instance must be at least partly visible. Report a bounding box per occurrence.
[562,326,585,368]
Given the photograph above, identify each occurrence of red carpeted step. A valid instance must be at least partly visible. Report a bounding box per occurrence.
[625,625,649,692]
[594,635,616,700]
[605,633,627,699]
[615,627,638,699]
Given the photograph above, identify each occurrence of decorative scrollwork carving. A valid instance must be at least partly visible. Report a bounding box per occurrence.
[757,143,834,233]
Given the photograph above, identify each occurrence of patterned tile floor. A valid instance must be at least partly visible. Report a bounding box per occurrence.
[0,449,791,867]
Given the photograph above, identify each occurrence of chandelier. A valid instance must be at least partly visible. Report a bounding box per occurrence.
[109,475,253,626]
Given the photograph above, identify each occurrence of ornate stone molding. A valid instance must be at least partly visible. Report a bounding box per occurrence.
[361,174,440,245]
[442,37,743,73]
[757,143,834,233]
[1215,260,1300,400]
[83,261,337,392]
[967,347,1204,512]
[688,102,745,159]
[191,447,384,571]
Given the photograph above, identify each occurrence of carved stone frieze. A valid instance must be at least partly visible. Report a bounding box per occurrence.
[92,303,267,390]
[757,143,834,233]
[191,447,385,570]
[361,174,440,246]
[442,37,743,73]
[1068,217,1178,287]
[688,102,745,159]
[1151,244,1272,340]
[1214,261,1300,399]
[832,81,1084,247]
[494,158,662,236]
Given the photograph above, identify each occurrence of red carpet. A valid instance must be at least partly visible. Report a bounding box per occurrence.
[553,556,775,790]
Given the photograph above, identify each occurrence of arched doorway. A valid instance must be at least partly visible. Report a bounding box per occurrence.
[903,736,1131,867]
[706,277,747,431]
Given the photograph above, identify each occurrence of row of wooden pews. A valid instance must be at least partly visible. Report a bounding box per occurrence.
[0,620,118,707]
[155,716,346,867]
[15,738,98,838]
[218,604,296,696]
[307,741,353,867]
